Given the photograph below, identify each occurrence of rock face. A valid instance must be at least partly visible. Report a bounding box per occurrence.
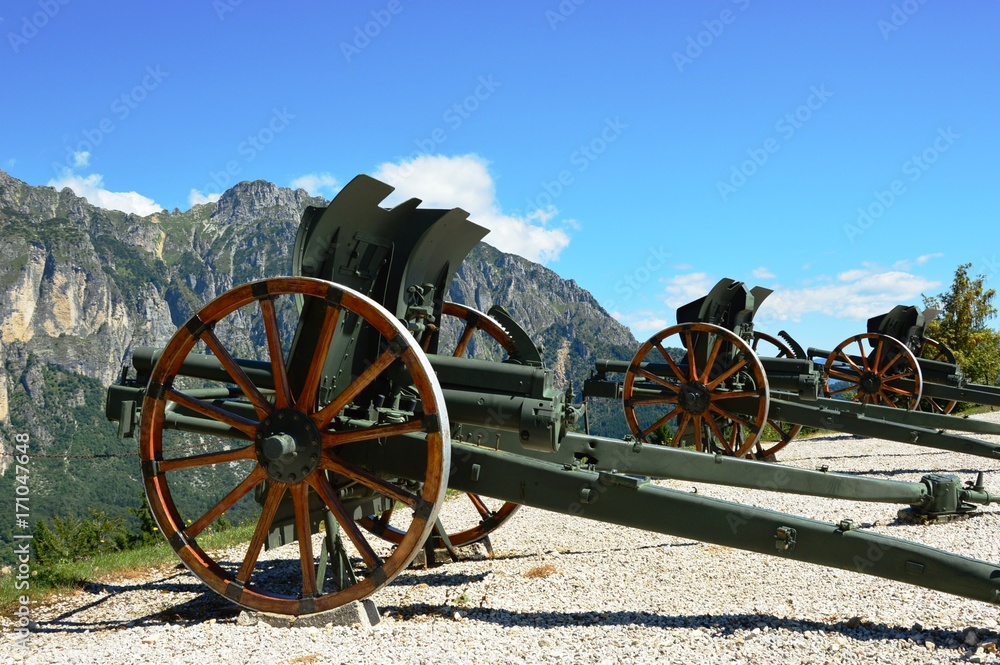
[450,242,637,394]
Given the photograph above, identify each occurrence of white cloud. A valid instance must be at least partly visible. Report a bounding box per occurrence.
[613,310,669,338]
[5,158,16,169]
[372,154,572,264]
[72,151,90,168]
[189,189,222,206]
[758,268,939,323]
[48,171,162,216]
[290,172,340,198]
[662,272,713,309]
[894,253,944,271]
[751,266,775,280]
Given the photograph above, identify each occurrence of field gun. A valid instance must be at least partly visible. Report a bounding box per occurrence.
[584,279,1000,463]
[107,175,1000,617]
[793,304,1000,416]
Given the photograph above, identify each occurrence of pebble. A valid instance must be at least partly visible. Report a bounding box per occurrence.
[2,419,1000,664]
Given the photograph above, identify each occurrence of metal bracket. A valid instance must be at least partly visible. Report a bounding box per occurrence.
[774,526,797,552]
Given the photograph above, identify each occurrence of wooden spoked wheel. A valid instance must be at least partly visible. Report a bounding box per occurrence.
[433,301,519,360]
[823,333,923,409]
[139,277,449,615]
[917,337,958,414]
[362,302,520,549]
[623,323,770,458]
[749,331,803,460]
[752,331,793,358]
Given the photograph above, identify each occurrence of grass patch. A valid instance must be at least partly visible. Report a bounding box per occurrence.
[524,563,558,579]
[0,524,255,614]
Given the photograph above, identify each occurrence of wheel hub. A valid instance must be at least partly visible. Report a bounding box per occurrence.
[679,382,711,415]
[255,409,323,483]
[859,372,882,395]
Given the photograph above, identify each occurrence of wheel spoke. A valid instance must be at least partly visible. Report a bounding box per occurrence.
[260,296,295,410]
[640,405,682,439]
[673,412,692,444]
[319,456,419,506]
[237,481,287,584]
[879,350,904,376]
[684,331,699,384]
[201,328,272,419]
[159,443,257,473]
[880,370,916,383]
[467,494,495,520]
[308,473,382,570]
[828,385,856,395]
[692,415,704,452]
[837,351,865,375]
[827,369,862,383]
[165,388,259,438]
[291,483,317,597]
[704,415,734,454]
[453,321,476,358]
[708,403,759,432]
[855,339,870,371]
[187,465,267,538]
[296,304,342,413]
[654,342,687,383]
[706,357,747,391]
[872,337,885,373]
[636,368,682,392]
[700,336,724,384]
[322,419,427,449]
[710,390,763,401]
[313,345,401,429]
[630,395,680,407]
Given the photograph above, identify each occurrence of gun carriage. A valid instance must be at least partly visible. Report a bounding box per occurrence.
[107,175,1000,617]
[584,279,1000,463]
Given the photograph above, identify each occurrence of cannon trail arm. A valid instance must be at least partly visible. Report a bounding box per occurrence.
[369,437,1000,607]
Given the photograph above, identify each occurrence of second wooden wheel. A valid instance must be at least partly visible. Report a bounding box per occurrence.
[360,302,521,550]
[749,331,803,460]
[916,337,958,414]
[823,333,923,409]
[623,323,770,458]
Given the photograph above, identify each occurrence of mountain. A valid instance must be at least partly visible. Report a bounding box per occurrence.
[0,170,638,561]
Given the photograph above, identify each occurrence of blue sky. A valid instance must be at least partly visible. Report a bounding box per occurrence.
[2,1,998,350]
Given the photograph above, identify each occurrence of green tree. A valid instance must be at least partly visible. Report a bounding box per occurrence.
[923,263,1000,386]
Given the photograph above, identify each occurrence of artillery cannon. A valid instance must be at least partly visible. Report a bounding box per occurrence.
[584,278,1000,462]
[107,175,1000,617]
[796,304,1000,416]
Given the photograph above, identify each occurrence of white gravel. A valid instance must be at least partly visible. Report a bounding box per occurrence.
[5,411,1000,664]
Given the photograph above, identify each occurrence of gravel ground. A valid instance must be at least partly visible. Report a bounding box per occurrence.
[4,412,1000,664]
